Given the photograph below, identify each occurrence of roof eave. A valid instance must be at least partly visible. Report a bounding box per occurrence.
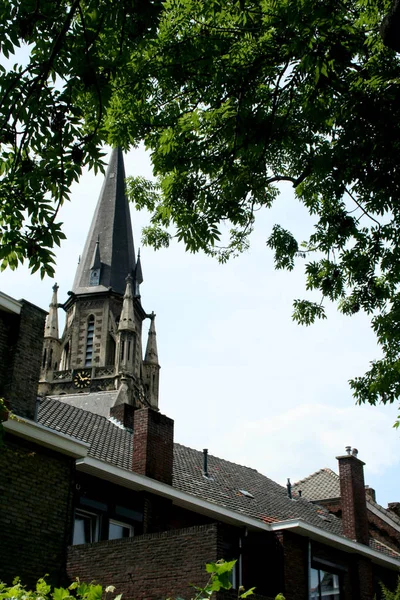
[3,416,89,458]
[75,456,400,571]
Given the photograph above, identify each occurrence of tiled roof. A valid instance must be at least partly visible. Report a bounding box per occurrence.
[38,397,132,470]
[370,538,400,559]
[172,444,343,535]
[37,398,342,537]
[292,468,340,501]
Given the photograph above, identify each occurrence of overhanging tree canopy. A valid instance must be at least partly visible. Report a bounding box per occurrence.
[1,0,400,413]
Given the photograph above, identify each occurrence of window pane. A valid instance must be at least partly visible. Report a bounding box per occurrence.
[73,511,99,545]
[108,521,132,540]
[310,568,341,600]
[310,568,320,600]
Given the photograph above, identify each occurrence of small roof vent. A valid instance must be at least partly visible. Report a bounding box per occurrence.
[239,489,254,499]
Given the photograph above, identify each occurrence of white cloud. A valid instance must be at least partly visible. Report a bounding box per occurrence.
[206,402,400,490]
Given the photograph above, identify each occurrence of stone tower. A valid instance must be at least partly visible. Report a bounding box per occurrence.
[38,148,160,414]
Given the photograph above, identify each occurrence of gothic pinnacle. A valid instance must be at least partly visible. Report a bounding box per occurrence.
[44,283,59,340]
[118,274,136,332]
[144,312,159,365]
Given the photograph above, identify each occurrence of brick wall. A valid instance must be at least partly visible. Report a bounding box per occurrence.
[67,523,220,600]
[0,308,15,396]
[0,300,46,419]
[367,509,400,552]
[0,434,75,587]
[317,497,400,553]
[278,531,308,600]
[132,408,174,485]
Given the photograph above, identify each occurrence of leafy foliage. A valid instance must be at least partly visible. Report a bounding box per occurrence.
[0,0,161,277]
[2,0,400,412]
[0,577,121,600]
[117,0,400,416]
[381,577,400,600]
[192,560,256,599]
[0,562,284,600]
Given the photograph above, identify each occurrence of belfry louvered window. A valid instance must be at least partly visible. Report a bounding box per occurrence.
[85,316,95,366]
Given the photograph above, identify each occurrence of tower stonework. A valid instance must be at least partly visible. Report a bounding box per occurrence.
[38,148,159,414]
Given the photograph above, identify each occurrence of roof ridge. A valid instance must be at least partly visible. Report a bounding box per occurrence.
[370,537,400,557]
[173,442,259,473]
[367,497,400,526]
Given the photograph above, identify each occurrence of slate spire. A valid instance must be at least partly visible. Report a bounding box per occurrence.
[72,147,136,296]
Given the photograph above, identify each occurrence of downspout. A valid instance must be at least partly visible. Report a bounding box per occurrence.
[239,527,248,588]
[308,539,312,600]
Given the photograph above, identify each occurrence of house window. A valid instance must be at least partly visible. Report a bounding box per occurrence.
[73,510,100,545]
[108,519,134,540]
[85,316,95,366]
[310,567,341,600]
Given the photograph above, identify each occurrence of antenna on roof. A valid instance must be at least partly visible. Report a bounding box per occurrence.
[287,478,292,499]
[203,449,209,478]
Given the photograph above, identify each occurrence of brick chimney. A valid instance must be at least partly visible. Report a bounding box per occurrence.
[336,447,369,545]
[388,502,400,518]
[365,486,376,503]
[132,408,174,485]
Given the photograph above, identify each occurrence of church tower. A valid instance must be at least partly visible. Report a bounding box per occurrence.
[38,148,159,414]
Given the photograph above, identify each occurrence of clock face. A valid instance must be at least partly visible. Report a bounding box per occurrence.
[73,370,91,389]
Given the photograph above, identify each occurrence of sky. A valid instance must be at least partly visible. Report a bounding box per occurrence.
[1,146,399,508]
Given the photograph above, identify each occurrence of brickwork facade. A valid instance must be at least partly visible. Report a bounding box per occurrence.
[67,524,221,600]
[276,531,308,600]
[0,299,46,419]
[0,434,75,587]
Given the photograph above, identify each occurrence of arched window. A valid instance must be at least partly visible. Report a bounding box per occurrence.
[106,336,116,367]
[85,315,95,367]
[42,348,47,369]
[48,348,53,369]
[62,341,70,370]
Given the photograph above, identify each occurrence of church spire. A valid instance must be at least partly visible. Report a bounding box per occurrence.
[44,283,59,339]
[72,147,136,296]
